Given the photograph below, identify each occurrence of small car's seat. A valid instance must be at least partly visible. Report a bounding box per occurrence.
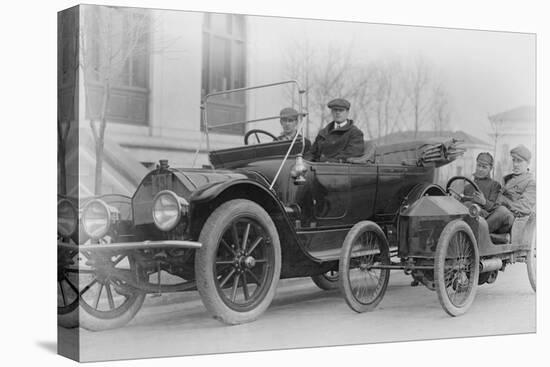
[489,212,536,245]
[489,233,510,244]
[347,141,377,164]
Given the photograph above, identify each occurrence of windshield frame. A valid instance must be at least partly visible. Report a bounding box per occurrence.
[201,80,308,189]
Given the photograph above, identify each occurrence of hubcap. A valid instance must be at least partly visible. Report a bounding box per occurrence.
[214,217,275,310]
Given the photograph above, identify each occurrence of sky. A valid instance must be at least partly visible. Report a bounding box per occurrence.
[248,15,536,143]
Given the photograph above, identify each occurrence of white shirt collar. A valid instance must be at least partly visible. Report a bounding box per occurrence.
[335,120,348,129]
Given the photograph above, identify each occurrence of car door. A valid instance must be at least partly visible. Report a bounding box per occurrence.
[310,162,350,226]
[347,164,378,222]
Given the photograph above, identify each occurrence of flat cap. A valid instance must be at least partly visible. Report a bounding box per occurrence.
[279,107,299,119]
[327,98,350,110]
[476,152,494,166]
[510,144,531,162]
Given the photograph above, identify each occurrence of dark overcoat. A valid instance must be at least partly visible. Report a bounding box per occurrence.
[308,120,365,162]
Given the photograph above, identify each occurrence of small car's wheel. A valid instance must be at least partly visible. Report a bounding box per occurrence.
[526,223,536,292]
[311,270,339,291]
[339,221,391,313]
[434,219,479,317]
[195,199,281,324]
[77,252,146,331]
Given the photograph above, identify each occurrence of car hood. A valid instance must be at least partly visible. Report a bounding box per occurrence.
[132,166,266,225]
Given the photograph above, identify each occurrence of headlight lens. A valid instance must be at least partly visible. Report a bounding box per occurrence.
[58,199,77,237]
[82,199,113,239]
[469,203,481,218]
[152,191,188,231]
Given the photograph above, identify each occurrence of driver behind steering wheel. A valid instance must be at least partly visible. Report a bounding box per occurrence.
[464,152,502,224]
[278,107,301,141]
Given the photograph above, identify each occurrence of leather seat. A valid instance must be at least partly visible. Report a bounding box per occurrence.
[347,142,377,164]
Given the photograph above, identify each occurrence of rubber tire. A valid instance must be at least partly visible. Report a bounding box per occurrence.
[58,309,79,329]
[434,220,479,317]
[195,199,281,325]
[311,270,339,291]
[57,278,79,328]
[339,221,391,313]
[78,254,146,331]
[78,291,145,331]
[526,223,536,292]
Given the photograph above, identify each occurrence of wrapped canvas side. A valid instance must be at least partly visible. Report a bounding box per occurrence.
[57,5,80,362]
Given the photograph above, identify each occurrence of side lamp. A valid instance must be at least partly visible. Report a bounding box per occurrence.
[291,154,308,185]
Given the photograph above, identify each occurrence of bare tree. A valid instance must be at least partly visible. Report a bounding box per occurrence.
[368,60,407,141]
[285,46,452,143]
[404,57,432,139]
[284,41,379,139]
[80,6,151,195]
[283,40,315,138]
[431,83,451,134]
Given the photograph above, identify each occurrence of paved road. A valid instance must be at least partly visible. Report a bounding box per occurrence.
[64,264,536,362]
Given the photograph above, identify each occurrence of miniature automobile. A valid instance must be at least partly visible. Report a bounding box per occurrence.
[58,80,469,330]
[338,176,536,316]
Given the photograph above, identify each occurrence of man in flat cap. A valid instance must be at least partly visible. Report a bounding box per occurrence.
[278,107,300,141]
[464,152,502,220]
[308,98,365,162]
[486,145,536,234]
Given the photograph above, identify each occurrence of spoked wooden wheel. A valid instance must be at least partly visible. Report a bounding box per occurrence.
[339,221,391,313]
[57,246,80,328]
[311,269,340,291]
[196,199,281,325]
[77,251,146,331]
[434,220,479,316]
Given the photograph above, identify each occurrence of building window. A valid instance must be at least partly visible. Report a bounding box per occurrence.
[202,13,246,135]
[84,7,150,125]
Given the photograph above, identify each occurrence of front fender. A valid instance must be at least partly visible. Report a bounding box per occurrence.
[189,177,274,204]
[188,178,289,238]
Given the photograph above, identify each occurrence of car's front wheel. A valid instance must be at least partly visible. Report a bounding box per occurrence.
[434,220,479,317]
[195,199,281,325]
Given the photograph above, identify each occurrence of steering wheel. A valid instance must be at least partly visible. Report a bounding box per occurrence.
[244,129,278,145]
[445,176,482,201]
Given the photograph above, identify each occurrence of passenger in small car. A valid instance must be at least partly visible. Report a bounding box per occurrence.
[307,98,365,162]
[278,107,300,141]
[486,145,535,234]
[464,152,502,221]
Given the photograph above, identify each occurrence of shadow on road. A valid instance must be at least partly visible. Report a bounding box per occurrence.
[35,340,57,354]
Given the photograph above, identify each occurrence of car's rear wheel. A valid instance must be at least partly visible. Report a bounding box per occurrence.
[311,270,339,291]
[434,220,479,317]
[195,199,281,325]
[526,223,536,292]
[77,251,146,331]
[339,221,390,313]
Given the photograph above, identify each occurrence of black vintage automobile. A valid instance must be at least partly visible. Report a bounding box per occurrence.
[57,81,487,330]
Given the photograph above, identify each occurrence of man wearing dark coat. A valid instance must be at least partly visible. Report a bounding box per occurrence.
[464,152,502,220]
[308,98,365,162]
